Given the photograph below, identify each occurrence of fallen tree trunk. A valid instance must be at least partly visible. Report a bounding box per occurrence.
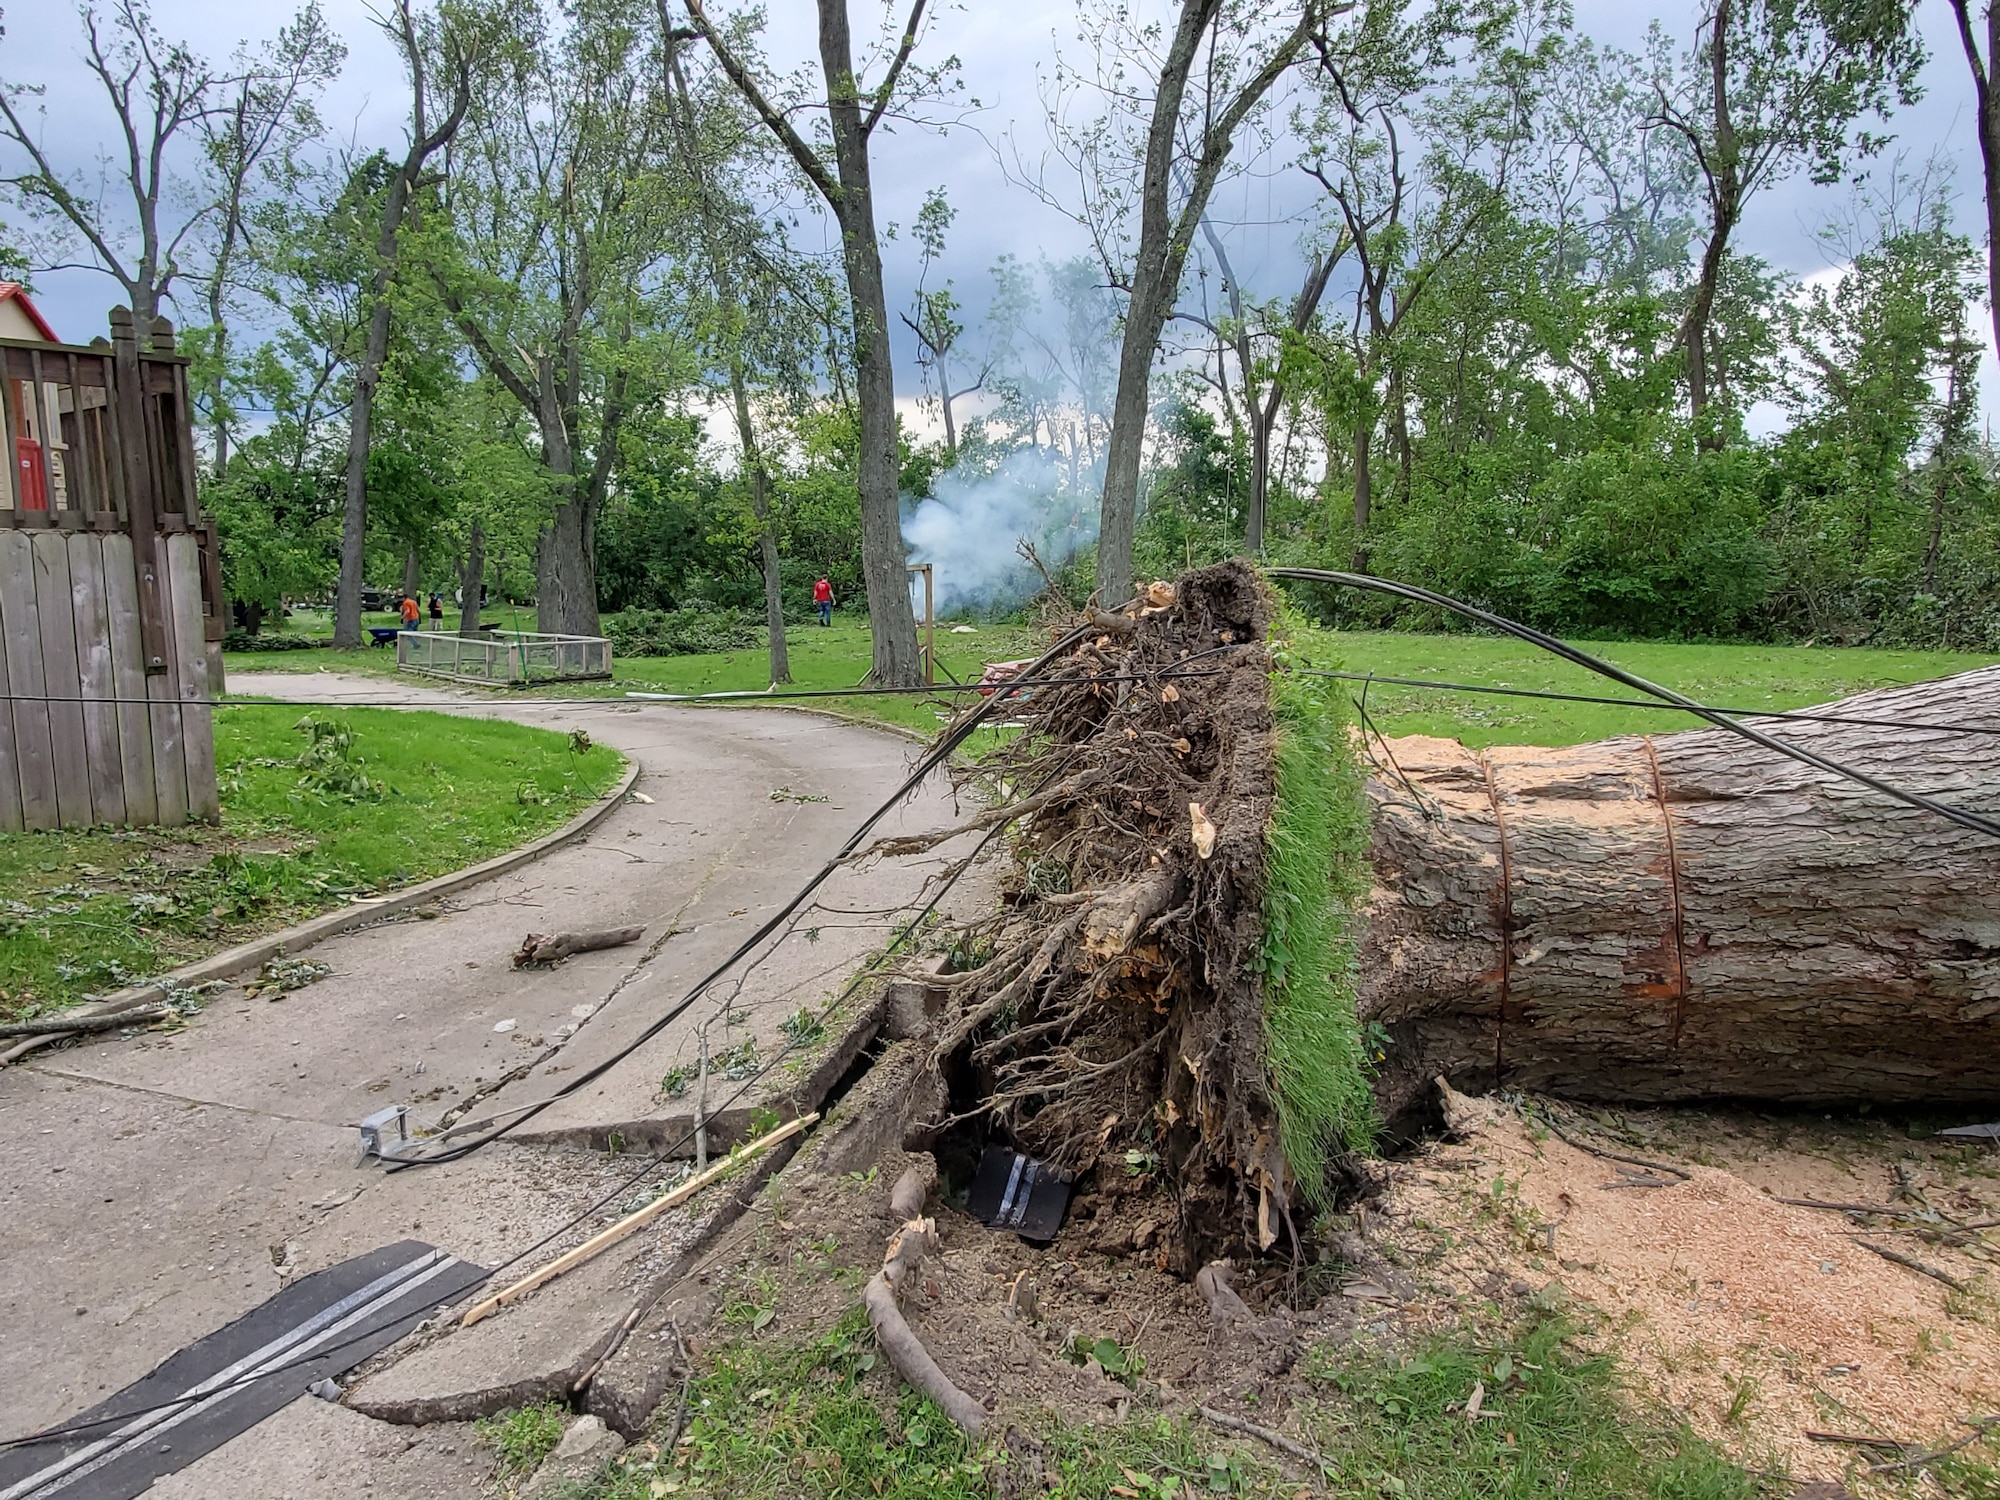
[1359,667,2000,1118]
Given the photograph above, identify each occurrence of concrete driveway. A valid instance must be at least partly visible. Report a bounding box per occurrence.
[0,675,969,1491]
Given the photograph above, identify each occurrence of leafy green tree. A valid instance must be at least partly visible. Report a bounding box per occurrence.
[1648,0,1926,439]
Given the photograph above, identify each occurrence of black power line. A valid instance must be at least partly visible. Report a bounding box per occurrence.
[1268,568,2000,841]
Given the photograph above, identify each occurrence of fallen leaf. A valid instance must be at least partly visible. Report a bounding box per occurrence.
[629,791,656,804]
[1161,684,1179,703]
[1189,803,1217,859]
[1465,1379,1486,1423]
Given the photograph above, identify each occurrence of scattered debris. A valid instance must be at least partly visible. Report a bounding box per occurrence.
[243,957,331,1000]
[0,1003,172,1037]
[513,925,645,966]
[1855,1239,1967,1291]
[460,1113,816,1327]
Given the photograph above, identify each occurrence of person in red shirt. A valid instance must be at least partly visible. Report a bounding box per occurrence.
[812,576,833,627]
[399,594,420,629]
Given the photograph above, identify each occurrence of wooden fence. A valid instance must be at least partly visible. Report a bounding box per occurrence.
[0,309,220,831]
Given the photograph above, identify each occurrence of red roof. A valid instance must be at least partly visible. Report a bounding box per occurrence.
[0,283,57,342]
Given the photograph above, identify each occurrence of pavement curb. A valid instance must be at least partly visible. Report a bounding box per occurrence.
[2,757,642,1065]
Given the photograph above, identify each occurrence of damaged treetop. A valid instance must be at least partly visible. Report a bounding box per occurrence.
[919,561,2000,1266]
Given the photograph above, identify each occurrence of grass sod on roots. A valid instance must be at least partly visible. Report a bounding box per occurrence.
[0,705,623,1018]
[1261,625,1378,1206]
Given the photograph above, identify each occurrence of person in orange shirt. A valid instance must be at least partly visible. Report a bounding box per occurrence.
[399,594,420,629]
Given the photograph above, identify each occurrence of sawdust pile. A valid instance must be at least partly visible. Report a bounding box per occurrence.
[1373,1093,2000,1481]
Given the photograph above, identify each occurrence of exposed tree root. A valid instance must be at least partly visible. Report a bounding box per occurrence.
[862,1216,987,1434]
[927,560,1288,1269]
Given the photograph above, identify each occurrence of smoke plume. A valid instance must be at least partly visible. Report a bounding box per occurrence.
[903,450,1101,616]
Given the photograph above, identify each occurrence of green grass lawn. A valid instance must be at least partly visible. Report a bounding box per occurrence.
[226,612,1999,751]
[0,705,624,1018]
[534,1306,1772,1500]
[1287,629,1998,749]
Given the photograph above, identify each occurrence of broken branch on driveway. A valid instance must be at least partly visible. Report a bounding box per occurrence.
[514,925,646,967]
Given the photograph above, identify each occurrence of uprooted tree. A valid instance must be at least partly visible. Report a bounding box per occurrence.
[915,560,2000,1273]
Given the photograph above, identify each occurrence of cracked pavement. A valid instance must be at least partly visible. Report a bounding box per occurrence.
[0,674,967,1489]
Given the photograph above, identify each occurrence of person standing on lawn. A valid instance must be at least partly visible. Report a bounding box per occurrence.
[813,576,834,627]
[428,592,444,629]
[400,593,420,630]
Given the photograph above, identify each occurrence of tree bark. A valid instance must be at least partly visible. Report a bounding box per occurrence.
[332,7,472,648]
[1358,668,2000,1119]
[817,0,922,686]
[458,519,485,636]
[1950,0,2000,363]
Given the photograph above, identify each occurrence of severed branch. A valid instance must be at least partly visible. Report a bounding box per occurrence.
[863,1216,986,1433]
[1198,1406,1325,1469]
[1868,1417,2000,1475]
[1856,1239,1967,1291]
[847,769,1111,862]
[0,1003,172,1038]
[514,926,645,967]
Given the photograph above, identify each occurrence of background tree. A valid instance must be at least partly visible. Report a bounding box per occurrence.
[1035,0,1321,606]
[0,0,224,344]
[685,0,947,687]
[1948,0,1999,360]
[434,0,676,637]
[1648,0,1925,441]
[332,0,479,647]
[193,3,344,472]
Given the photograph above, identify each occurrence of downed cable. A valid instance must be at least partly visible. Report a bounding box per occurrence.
[379,620,1102,1168]
[0,810,1018,1456]
[1295,667,2000,737]
[1268,568,2000,842]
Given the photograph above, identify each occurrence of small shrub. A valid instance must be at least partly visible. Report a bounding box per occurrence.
[605,605,762,658]
[292,716,382,801]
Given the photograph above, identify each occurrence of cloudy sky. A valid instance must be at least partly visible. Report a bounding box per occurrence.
[1,0,1991,428]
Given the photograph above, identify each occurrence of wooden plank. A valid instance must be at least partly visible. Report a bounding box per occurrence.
[145,533,187,825]
[165,532,217,820]
[0,553,21,831]
[0,349,22,511]
[110,309,167,670]
[460,1114,819,1328]
[0,531,57,828]
[68,531,125,825]
[101,531,156,825]
[30,530,93,825]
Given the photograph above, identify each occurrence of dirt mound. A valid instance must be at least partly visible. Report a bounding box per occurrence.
[921,560,1288,1269]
